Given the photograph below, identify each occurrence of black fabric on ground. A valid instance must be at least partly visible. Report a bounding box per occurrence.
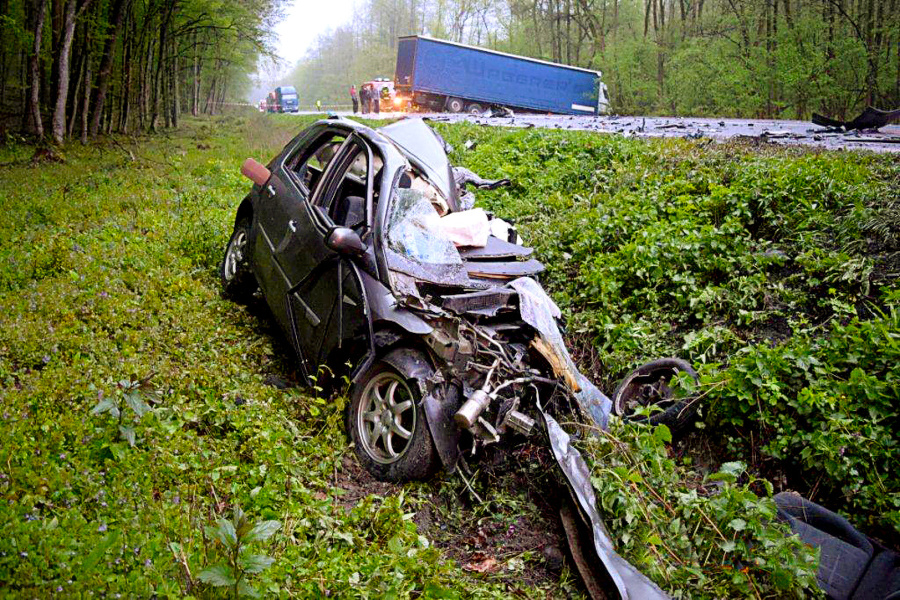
[853,550,900,600]
[775,492,872,600]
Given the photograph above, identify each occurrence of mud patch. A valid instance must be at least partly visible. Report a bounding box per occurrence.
[334,445,580,596]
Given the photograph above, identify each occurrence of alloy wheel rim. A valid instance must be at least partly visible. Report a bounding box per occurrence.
[617,370,676,415]
[357,371,416,465]
[224,231,247,281]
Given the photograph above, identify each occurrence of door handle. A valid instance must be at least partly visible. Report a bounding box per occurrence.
[288,220,297,233]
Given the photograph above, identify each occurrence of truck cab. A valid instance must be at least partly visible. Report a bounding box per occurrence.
[275,86,299,113]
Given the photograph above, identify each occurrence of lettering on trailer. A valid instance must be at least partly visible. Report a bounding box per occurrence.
[438,55,571,92]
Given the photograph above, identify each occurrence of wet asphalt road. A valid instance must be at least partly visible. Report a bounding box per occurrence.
[293,110,900,152]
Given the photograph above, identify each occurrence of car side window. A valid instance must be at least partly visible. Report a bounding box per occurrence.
[319,142,383,230]
[285,132,346,197]
[323,144,368,229]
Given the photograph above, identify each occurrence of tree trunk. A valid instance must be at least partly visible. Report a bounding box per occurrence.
[52,0,92,144]
[28,0,47,137]
[0,0,10,107]
[79,39,91,144]
[139,28,151,129]
[67,39,86,137]
[162,34,171,128]
[150,2,174,130]
[89,0,128,137]
[215,74,227,113]
[170,37,178,128]
[191,31,199,116]
[120,12,133,132]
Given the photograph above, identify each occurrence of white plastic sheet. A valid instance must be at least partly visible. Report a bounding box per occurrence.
[509,277,611,429]
[439,208,490,248]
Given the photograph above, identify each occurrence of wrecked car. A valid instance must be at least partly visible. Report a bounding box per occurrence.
[221,116,673,599]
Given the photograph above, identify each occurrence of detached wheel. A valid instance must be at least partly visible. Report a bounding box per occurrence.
[446,97,465,113]
[220,217,256,302]
[612,358,699,434]
[348,359,438,482]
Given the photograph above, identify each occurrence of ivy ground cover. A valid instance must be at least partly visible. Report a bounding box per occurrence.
[1,112,897,598]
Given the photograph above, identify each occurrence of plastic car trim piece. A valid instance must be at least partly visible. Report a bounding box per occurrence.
[540,408,671,600]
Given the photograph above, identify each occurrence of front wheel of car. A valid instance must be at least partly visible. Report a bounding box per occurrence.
[220,218,256,303]
[347,360,438,482]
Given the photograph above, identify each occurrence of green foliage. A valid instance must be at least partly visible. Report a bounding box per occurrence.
[584,422,822,598]
[704,297,900,536]
[197,504,280,598]
[433,121,900,543]
[91,375,158,448]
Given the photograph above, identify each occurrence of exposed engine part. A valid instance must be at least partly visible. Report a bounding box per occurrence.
[454,359,499,428]
[472,416,500,445]
[503,409,535,436]
[455,389,491,428]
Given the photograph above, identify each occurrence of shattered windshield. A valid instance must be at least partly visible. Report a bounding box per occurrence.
[384,188,470,286]
[386,189,461,265]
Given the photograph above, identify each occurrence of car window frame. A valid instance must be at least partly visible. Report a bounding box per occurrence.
[282,128,349,199]
[309,133,377,234]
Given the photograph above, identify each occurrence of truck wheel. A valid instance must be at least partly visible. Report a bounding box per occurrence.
[347,358,439,482]
[466,103,484,114]
[611,358,699,434]
[446,97,465,113]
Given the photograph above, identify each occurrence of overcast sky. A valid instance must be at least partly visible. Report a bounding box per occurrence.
[249,0,358,99]
[274,0,357,68]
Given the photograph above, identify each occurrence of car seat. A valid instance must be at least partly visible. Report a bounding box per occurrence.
[333,195,364,229]
[774,492,900,599]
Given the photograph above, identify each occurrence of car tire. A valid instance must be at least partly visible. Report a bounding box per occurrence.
[611,358,699,434]
[347,359,438,482]
[466,103,483,114]
[220,218,257,303]
[446,97,465,113]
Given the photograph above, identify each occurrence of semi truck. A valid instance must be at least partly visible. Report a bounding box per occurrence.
[274,86,299,113]
[394,36,609,115]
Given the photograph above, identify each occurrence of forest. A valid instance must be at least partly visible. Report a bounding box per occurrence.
[3,0,896,141]
[284,0,900,118]
[0,0,280,144]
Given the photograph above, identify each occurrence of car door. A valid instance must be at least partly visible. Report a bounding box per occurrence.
[252,128,347,339]
[267,132,375,383]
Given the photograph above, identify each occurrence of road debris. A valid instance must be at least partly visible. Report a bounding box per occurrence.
[812,106,900,132]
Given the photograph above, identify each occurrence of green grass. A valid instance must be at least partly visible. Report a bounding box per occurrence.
[432,121,900,543]
[0,113,571,598]
[1,111,897,598]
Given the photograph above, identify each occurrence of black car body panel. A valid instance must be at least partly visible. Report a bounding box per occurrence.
[225,116,669,600]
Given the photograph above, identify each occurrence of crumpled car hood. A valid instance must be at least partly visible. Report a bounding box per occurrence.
[379,118,459,212]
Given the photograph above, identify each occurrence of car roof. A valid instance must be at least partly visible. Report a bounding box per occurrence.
[320,117,459,212]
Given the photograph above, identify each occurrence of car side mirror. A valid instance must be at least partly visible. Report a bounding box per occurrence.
[241,158,271,186]
[326,227,367,256]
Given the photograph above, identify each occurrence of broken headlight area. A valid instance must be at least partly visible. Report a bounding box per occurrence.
[390,281,669,600]
[396,276,606,458]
